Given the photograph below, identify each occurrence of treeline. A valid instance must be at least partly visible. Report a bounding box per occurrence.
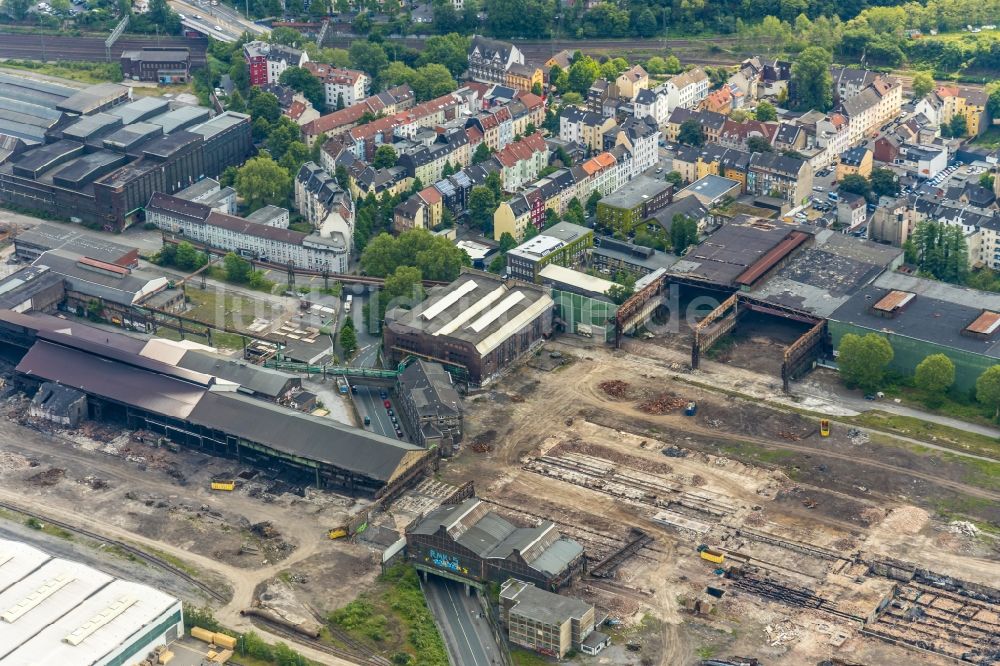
[413,0,1000,42]
[737,1,1000,73]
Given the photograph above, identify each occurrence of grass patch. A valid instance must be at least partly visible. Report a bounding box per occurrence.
[850,410,1000,460]
[0,59,123,84]
[971,126,1000,150]
[184,286,282,333]
[24,516,74,540]
[143,544,201,577]
[327,564,448,665]
[511,647,553,665]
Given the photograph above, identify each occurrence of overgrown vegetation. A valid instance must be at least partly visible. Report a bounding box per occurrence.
[327,564,447,665]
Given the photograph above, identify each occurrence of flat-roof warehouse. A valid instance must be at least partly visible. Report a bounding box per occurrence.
[0,538,183,666]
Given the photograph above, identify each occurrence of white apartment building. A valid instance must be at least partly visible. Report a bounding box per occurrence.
[146,193,350,272]
[814,113,851,170]
[306,63,371,109]
[664,68,710,111]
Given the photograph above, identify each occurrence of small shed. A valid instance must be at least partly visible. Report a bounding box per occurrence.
[29,382,87,427]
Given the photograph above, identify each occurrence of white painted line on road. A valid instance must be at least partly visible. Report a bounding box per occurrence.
[443,581,487,666]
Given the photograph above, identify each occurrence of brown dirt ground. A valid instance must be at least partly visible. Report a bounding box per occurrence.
[442,339,1000,666]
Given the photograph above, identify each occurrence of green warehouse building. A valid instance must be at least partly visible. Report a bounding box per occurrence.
[828,272,1000,392]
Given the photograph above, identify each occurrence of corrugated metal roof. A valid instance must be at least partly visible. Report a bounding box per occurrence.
[966,311,1000,335]
[873,290,914,312]
[16,341,207,419]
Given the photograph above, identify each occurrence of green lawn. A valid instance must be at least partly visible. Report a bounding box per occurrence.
[850,410,1000,460]
[0,60,122,84]
[971,126,1000,150]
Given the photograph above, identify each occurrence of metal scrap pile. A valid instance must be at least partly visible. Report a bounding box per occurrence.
[598,380,630,398]
[638,393,687,414]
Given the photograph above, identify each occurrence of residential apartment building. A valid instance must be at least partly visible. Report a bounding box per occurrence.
[506,63,544,92]
[145,193,350,272]
[559,107,617,153]
[836,145,873,180]
[466,105,514,151]
[604,115,660,180]
[393,186,444,233]
[701,86,733,115]
[934,85,991,136]
[494,132,548,193]
[664,68,710,110]
[302,85,415,145]
[664,107,726,143]
[243,41,308,87]
[615,65,649,101]
[814,113,851,169]
[345,92,468,160]
[747,152,812,205]
[397,128,471,186]
[467,36,525,86]
[294,161,354,241]
[500,579,602,659]
[304,63,370,109]
[840,77,903,145]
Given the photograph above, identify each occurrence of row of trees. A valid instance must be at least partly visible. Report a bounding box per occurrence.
[903,221,970,285]
[839,333,1000,417]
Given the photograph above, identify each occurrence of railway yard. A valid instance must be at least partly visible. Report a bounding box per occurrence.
[442,339,1000,665]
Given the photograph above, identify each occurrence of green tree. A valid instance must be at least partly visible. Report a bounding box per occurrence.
[664,171,684,187]
[747,136,773,153]
[174,241,206,270]
[567,56,600,94]
[870,168,899,198]
[564,197,586,226]
[269,26,304,46]
[226,89,246,114]
[468,186,497,234]
[360,230,469,281]
[549,65,568,93]
[839,174,871,198]
[339,319,357,357]
[236,155,292,212]
[410,64,458,101]
[586,190,602,216]
[790,47,833,111]
[491,233,515,256]
[837,333,894,392]
[2,0,32,20]
[677,119,705,147]
[754,100,777,121]
[373,145,398,169]
[912,71,935,100]
[669,214,698,255]
[279,66,325,111]
[914,353,955,404]
[906,220,969,284]
[948,113,967,138]
[980,173,996,191]
[607,283,634,305]
[247,90,281,124]
[265,117,302,161]
[223,252,252,283]
[472,142,492,165]
[417,33,470,78]
[487,254,506,274]
[977,365,1000,418]
[349,41,389,79]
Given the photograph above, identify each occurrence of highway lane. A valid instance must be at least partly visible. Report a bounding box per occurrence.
[353,385,400,440]
[423,576,500,666]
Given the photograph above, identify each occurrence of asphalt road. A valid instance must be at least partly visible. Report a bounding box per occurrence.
[0,32,208,65]
[423,576,501,666]
[353,385,401,440]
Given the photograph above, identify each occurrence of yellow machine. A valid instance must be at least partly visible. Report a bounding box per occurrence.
[820,419,830,437]
[699,548,726,564]
[327,528,347,540]
[210,480,235,491]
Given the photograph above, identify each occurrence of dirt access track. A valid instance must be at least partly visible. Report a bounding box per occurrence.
[445,339,1000,666]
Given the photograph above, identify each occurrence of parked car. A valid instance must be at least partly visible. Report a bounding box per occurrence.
[383,399,391,408]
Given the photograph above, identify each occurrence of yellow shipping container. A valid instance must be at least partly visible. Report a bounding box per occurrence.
[213,633,237,649]
[191,626,215,643]
[700,549,725,564]
[158,650,174,665]
[211,481,235,491]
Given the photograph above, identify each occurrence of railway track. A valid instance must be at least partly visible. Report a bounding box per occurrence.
[248,614,391,666]
[0,498,226,603]
[0,32,207,65]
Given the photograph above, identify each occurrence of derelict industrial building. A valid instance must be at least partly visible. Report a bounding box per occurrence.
[0,310,433,498]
